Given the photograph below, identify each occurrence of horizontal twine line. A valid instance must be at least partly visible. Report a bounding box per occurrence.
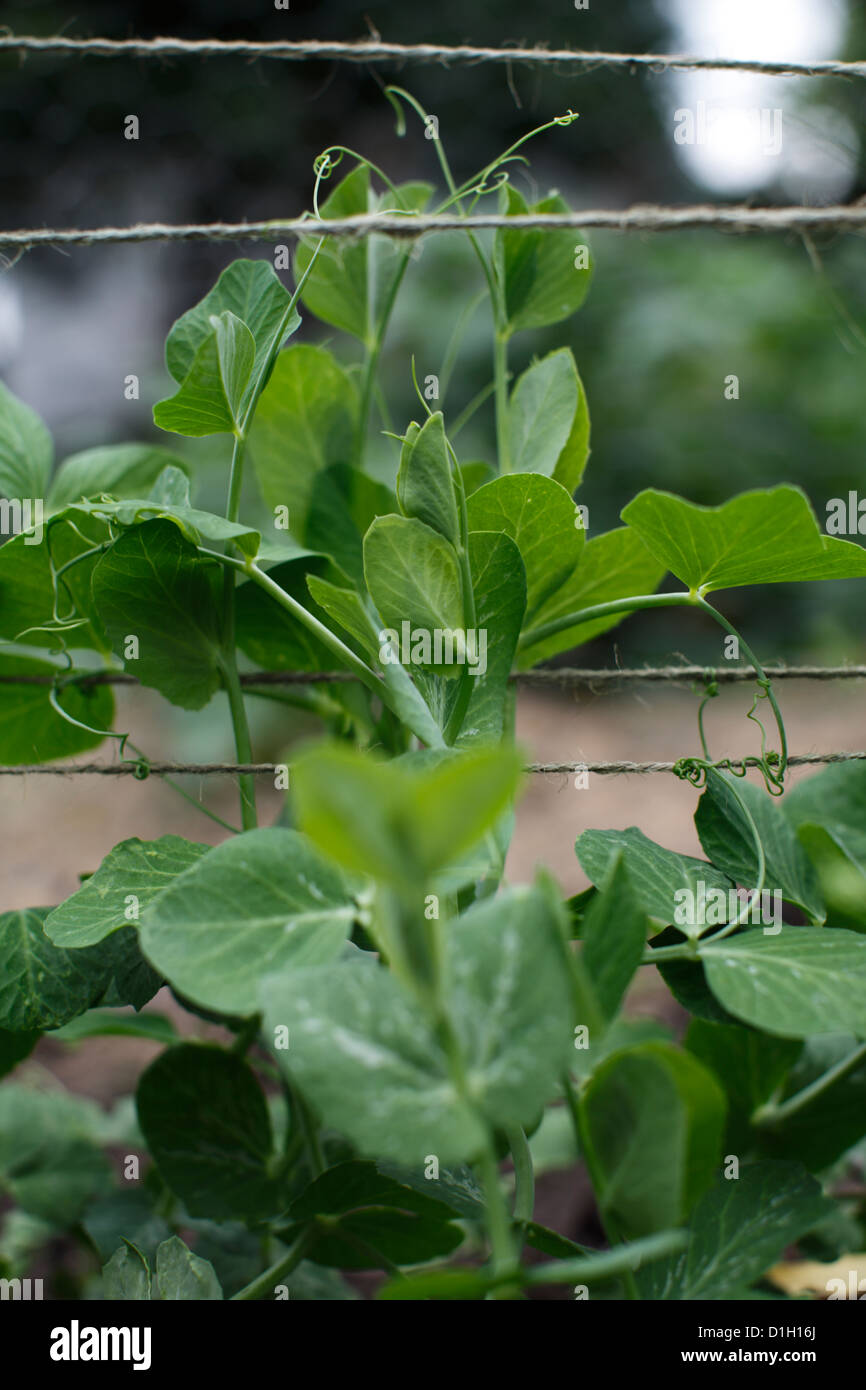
[2,205,866,249]
[1,35,864,79]
[4,664,865,689]
[2,751,864,778]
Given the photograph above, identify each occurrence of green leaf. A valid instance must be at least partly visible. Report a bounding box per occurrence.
[262,957,483,1165]
[137,1044,281,1221]
[294,164,371,339]
[364,515,464,676]
[0,1027,40,1078]
[396,412,459,545]
[455,531,527,747]
[0,523,107,652]
[494,187,592,334]
[291,742,523,885]
[155,1236,222,1300]
[90,925,163,1012]
[783,761,866,887]
[260,883,573,1164]
[84,1190,173,1265]
[582,1043,726,1238]
[696,770,825,922]
[0,380,53,498]
[165,258,298,396]
[0,1086,110,1224]
[236,558,368,673]
[637,1161,832,1299]
[65,496,261,558]
[507,348,588,491]
[154,310,255,436]
[248,344,357,532]
[699,926,866,1037]
[47,445,189,510]
[466,472,583,623]
[304,574,380,665]
[685,1020,801,1152]
[517,527,666,668]
[91,519,224,710]
[139,828,356,1016]
[283,1160,463,1268]
[0,654,114,763]
[305,462,396,589]
[0,907,109,1031]
[576,826,734,938]
[103,1241,151,1300]
[51,1009,177,1045]
[581,855,649,1019]
[758,1035,866,1171]
[45,835,209,948]
[621,485,866,593]
[294,168,431,340]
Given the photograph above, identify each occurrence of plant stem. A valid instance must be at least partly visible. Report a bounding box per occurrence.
[562,1072,639,1299]
[477,1131,518,1284]
[518,590,696,651]
[357,252,411,463]
[755,1041,866,1126]
[506,1127,535,1224]
[220,432,257,830]
[494,330,511,473]
[694,594,788,778]
[640,940,698,964]
[231,1226,318,1301]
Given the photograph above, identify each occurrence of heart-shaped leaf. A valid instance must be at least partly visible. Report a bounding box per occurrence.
[45,835,209,948]
[396,412,459,545]
[0,654,114,763]
[154,310,255,436]
[576,826,735,939]
[364,515,464,676]
[164,258,298,397]
[699,926,866,1037]
[139,828,356,1015]
[494,186,592,334]
[137,1044,282,1221]
[0,380,53,499]
[259,883,573,1164]
[507,347,589,491]
[696,770,825,922]
[621,486,866,593]
[91,519,224,710]
[47,445,189,510]
[636,1161,831,1299]
[249,344,358,534]
[467,472,582,622]
[581,1042,726,1238]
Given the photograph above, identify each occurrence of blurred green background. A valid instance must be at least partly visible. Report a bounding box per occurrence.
[1,0,865,664]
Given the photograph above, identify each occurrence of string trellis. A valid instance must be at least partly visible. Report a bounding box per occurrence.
[0,31,862,782]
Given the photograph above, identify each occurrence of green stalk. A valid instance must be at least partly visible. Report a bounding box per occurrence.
[562,1073,639,1299]
[755,1041,866,1126]
[506,1127,535,1225]
[518,590,697,652]
[694,594,788,779]
[443,453,478,745]
[220,432,257,830]
[357,251,411,464]
[494,330,512,472]
[231,1226,318,1301]
[477,1131,519,1285]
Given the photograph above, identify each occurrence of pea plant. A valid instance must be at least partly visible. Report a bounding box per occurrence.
[2,97,866,1303]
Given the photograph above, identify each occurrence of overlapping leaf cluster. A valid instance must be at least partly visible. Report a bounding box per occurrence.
[1,118,865,1303]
